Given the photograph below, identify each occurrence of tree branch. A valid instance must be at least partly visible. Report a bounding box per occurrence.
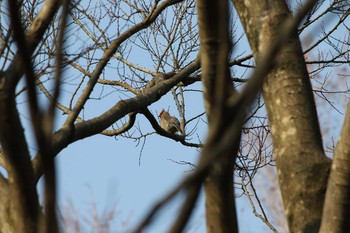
[320,103,350,233]
[63,0,185,129]
[5,0,61,89]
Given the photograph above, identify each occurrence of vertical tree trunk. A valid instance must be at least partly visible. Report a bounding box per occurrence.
[320,104,350,233]
[232,0,331,232]
[0,84,39,233]
[196,1,238,232]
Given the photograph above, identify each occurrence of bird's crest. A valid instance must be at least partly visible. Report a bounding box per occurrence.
[159,109,165,117]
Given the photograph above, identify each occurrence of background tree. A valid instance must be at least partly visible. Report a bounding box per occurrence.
[0,0,349,232]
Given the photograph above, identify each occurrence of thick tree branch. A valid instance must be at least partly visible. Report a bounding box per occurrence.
[168,182,202,233]
[196,0,238,232]
[320,103,350,233]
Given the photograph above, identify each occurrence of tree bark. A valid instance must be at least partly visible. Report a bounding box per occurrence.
[232,0,331,232]
[196,1,238,232]
[0,79,39,233]
[320,104,350,233]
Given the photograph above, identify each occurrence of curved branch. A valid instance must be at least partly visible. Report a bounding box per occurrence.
[101,112,137,136]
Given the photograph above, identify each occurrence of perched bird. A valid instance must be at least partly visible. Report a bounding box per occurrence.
[159,109,182,134]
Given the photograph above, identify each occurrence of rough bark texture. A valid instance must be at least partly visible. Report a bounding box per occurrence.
[232,0,331,232]
[320,104,350,233]
[196,1,238,232]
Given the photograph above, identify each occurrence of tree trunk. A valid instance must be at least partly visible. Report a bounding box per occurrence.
[196,1,238,232]
[232,0,331,232]
[320,104,350,233]
[0,82,39,233]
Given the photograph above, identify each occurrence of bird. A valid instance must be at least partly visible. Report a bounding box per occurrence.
[159,109,182,134]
